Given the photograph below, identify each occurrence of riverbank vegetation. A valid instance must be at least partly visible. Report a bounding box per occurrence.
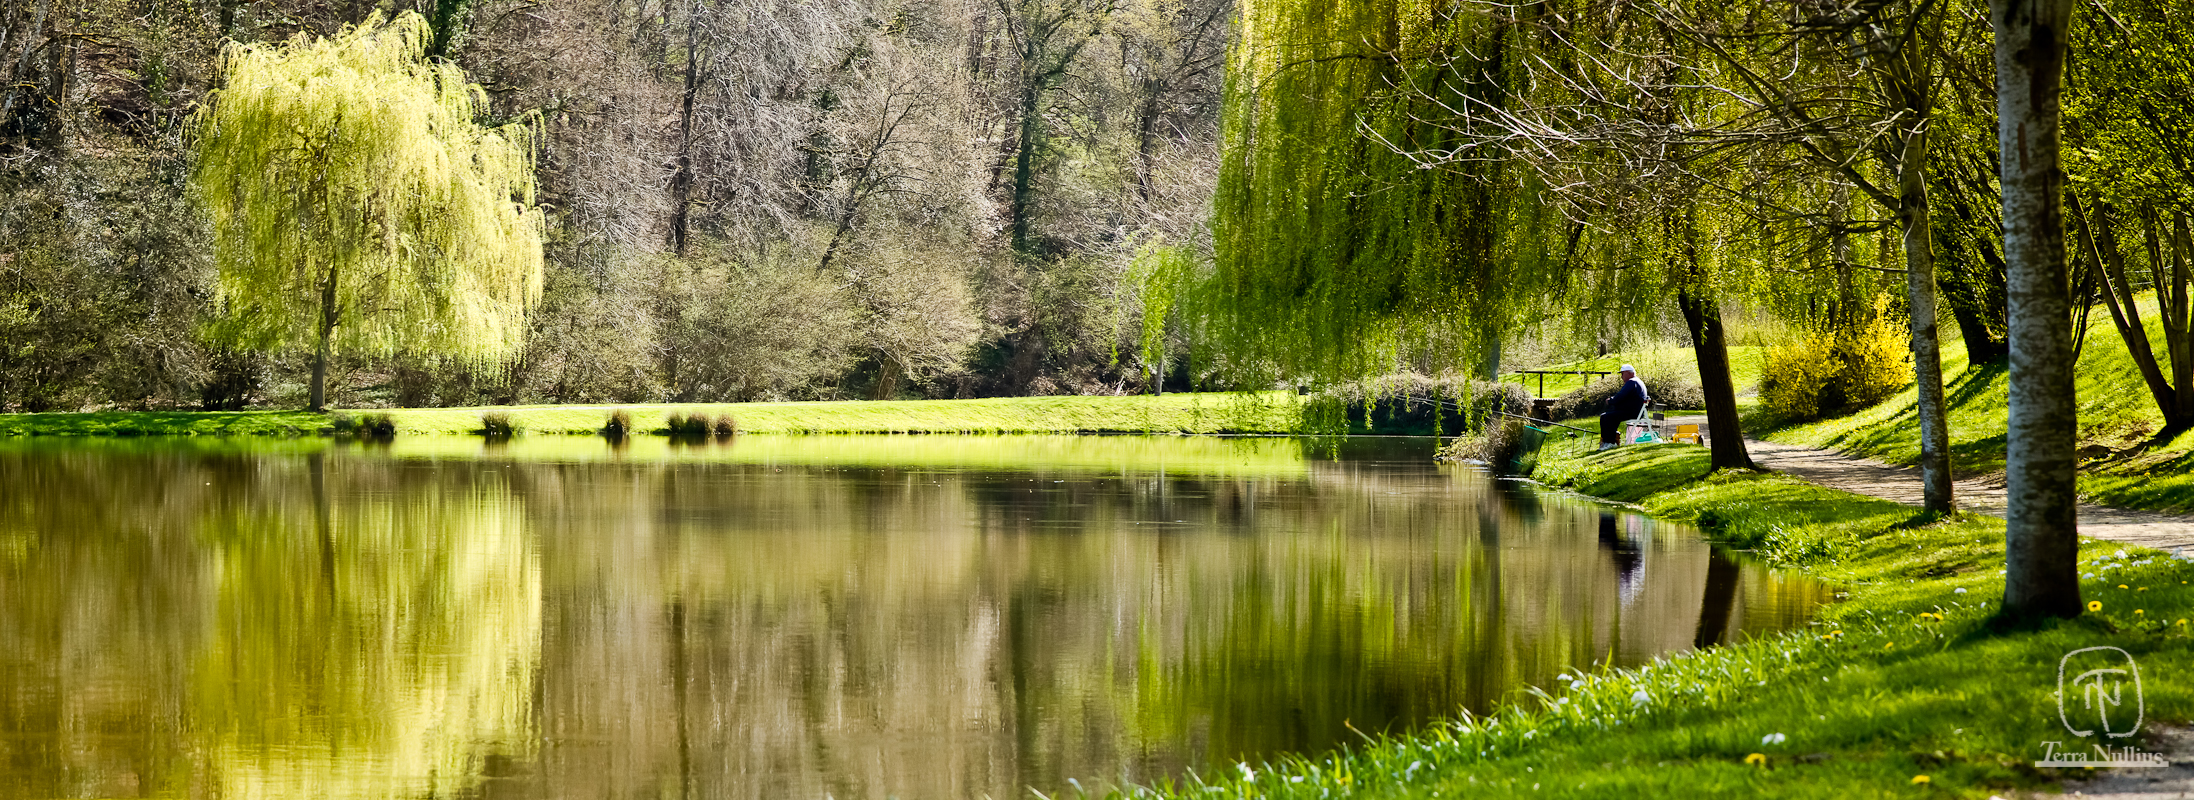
[1116,440,2193,799]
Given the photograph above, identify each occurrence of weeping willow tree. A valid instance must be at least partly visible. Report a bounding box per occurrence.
[191,13,544,410]
[1203,0,1563,386]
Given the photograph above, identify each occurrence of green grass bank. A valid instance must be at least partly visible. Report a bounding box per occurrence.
[0,393,1306,437]
[1117,439,2193,800]
[1761,333,2194,513]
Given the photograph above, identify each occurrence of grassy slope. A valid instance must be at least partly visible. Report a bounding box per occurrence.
[0,393,1305,437]
[1764,297,2193,511]
[1130,439,2193,800]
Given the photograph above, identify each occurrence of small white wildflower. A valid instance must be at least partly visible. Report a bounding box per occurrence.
[1762,732,1786,745]
[1954,588,1967,594]
[1290,776,1303,784]
[1631,690,1652,706]
[2116,549,2128,559]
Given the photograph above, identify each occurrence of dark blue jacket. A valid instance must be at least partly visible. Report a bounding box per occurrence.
[1604,378,1649,418]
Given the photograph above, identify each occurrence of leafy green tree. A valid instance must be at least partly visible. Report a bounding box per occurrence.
[190,12,544,410]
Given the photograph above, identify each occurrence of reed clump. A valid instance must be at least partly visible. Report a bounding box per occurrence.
[602,409,631,441]
[353,412,396,440]
[479,412,516,439]
[664,412,738,442]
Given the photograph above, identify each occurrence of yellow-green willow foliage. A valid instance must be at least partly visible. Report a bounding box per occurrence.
[1126,241,1193,377]
[191,12,544,406]
[1204,0,1561,384]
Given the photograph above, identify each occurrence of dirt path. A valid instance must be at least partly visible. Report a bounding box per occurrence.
[1661,416,2194,551]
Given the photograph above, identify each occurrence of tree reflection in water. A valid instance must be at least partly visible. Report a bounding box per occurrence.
[0,436,1831,799]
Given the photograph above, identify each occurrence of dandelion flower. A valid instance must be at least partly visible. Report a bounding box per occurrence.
[2089,600,2103,612]
[2136,609,2145,615]
[1744,753,1768,767]
[1911,775,1930,784]
[2119,584,2130,589]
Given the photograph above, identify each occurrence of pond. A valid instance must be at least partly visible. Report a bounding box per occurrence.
[0,434,1832,799]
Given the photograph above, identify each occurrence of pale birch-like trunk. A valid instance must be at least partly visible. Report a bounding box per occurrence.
[1993,0,2082,620]
[1891,72,1954,516]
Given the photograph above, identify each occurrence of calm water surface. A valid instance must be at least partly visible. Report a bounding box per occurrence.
[0,434,1832,799]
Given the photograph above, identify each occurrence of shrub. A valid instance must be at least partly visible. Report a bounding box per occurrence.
[1762,312,1911,422]
[1761,334,1840,420]
[602,409,631,440]
[357,412,396,440]
[479,412,515,439]
[1835,313,1913,410]
[1441,418,1549,476]
[712,414,738,438]
[664,412,714,441]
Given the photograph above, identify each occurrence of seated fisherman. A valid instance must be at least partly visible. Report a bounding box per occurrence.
[1598,364,1649,451]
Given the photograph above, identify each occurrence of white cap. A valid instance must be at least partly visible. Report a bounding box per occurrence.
[1620,364,1636,373]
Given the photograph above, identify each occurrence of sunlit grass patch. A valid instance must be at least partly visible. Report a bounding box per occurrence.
[365,393,1306,436]
[0,393,1310,438]
[0,410,328,438]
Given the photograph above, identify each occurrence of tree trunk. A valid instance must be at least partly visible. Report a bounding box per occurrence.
[1994,0,2081,621]
[1678,284,1754,471]
[1829,184,1857,325]
[667,0,702,256]
[1895,83,1954,516]
[1134,79,1161,204]
[870,355,901,401]
[427,0,474,60]
[1933,166,2012,363]
[2081,198,2184,430]
[1675,204,1753,471]
[1008,83,1042,254]
[309,264,339,412]
[2168,212,2194,418]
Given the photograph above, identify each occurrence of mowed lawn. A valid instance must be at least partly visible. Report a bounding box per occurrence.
[0,393,1307,437]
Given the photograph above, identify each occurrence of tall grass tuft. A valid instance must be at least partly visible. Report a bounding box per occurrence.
[712,414,738,439]
[602,409,631,441]
[479,411,516,439]
[664,412,712,442]
[357,412,396,440]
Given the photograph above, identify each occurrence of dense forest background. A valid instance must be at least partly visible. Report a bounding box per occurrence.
[0,0,1230,410]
